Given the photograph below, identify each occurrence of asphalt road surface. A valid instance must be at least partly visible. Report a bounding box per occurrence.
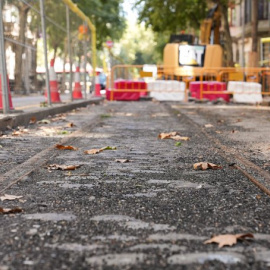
[0,101,270,269]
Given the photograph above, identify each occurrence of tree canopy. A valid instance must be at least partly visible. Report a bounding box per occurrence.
[135,0,234,66]
[76,0,126,48]
[136,0,208,33]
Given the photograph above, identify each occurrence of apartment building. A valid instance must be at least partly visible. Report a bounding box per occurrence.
[228,0,270,66]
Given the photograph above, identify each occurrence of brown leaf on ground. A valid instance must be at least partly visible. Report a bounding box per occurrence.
[84,149,102,155]
[193,162,222,170]
[55,144,78,151]
[85,146,117,155]
[158,132,190,141]
[29,117,37,124]
[67,122,74,127]
[0,194,23,201]
[115,159,130,163]
[0,207,23,214]
[51,114,67,122]
[171,135,190,141]
[100,146,117,151]
[158,132,179,139]
[12,131,22,136]
[37,119,51,124]
[204,233,254,248]
[47,164,81,171]
[217,119,224,124]
[12,127,29,136]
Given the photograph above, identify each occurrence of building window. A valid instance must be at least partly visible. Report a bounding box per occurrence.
[228,4,236,26]
[245,0,251,23]
[258,0,269,20]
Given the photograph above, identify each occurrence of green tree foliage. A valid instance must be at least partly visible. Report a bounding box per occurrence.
[76,0,126,48]
[136,0,208,33]
[116,22,161,65]
[135,0,235,66]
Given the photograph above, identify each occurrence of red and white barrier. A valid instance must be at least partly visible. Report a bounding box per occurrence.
[72,66,83,99]
[45,59,61,103]
[95,72,101,96]
[228,81,262,104]
[0,75,14,110]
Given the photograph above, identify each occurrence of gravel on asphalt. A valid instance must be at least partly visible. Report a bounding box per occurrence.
[0,101,270,269]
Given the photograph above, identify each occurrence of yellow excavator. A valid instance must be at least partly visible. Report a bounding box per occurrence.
[163,4,223,76]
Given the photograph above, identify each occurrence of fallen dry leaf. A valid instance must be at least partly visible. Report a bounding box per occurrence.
[12,131,22,136]
[51,114,67,122]
[205,124,214,128]
[158,132,190,141]
[204,233,254,248]
[100,146,117,151]
[37,119,51,124]
[171,135,190,141]
[193,162,222,170]
[217,119,224,124]
[158,132,179,139]
[0,194,23,201]
[85,146,117,155]
[0,207,23,214]
[67,122,74,127]
[47,164,81,171]
[29,117,37,124]
[84,149,102,155]
[12,127,29,136]
[55,144,78,151]
[115,159,130,163]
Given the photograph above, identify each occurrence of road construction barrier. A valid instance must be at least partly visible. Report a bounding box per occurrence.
[108,65,270,103]
[72,66,83,99]
[45,59,61,103]
[148,80,186,101]
[95,73,101,97]
[189,81,229,102]
[108,65,189,101]
[0,75,14,111]
[228,82,262,104]
[106,79,147,101]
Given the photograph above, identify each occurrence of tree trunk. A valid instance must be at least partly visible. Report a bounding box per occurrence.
[249,0,259,67]
[220,3,234,67]
[14,3,30,94]
[251,0,259,52]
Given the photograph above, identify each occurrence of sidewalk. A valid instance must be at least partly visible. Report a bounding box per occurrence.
[0,101,270,269]
[0,93,103,130]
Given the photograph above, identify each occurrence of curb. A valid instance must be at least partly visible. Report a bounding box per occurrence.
[0,97,104,131]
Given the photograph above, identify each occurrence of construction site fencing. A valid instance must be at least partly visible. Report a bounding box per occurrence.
[0,0,96,114]
[108,65,270,104]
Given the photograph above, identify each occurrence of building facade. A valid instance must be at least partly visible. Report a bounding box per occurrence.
[228,0,270,66]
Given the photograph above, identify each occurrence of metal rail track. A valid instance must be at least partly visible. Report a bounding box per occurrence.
[0,116,101,194]
[165,103,270,197]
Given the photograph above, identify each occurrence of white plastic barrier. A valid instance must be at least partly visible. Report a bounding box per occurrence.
[228,81,262,104]
[148,80,186,101]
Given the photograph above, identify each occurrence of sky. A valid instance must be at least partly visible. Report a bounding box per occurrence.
[122,0,138,24]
